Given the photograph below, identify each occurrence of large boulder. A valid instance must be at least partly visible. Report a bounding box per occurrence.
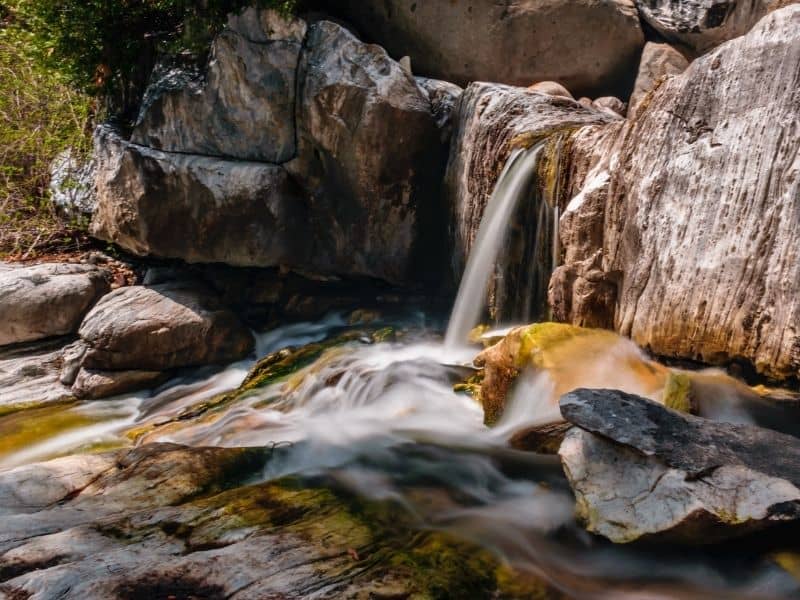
[320,0,644,98]
[287,20,444,284]
[131,10,305,162]
[559,389,800,543]
[551,6,800,380]
[445,83,614,312]
[91,125,309,268]
[0,263,109,346]
[78,282,254,371]
[634,0,796,55]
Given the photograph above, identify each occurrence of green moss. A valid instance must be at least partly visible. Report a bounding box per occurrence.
[663,372,694,414]
[516,322,607,368]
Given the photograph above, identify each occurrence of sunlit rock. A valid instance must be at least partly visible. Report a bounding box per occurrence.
[553,5,800,381]
[0,263,110,347]
[629,42,689,116]
[559,389,800,543]
[78,281,254,372]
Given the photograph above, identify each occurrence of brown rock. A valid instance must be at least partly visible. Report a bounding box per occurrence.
[629,42,689,116]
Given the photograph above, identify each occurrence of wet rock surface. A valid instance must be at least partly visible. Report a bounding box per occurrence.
[559,388,800,543]
[78,281,254,372]
[0,263,110,347]
[552,5,800,380]
[0,443,560,600]
[321,0,644,98]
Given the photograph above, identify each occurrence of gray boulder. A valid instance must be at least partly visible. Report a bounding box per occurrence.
[415,77,463,142]
[72,368,167,400]
[0,340,74,407]
[635,0,795,54]
[91,125,309,269]
[131,18,302,162]
[78,282,254,371]
[322,0,644,98]
[0,263,110,347]
[629,42,689,116]
[288,20,444,284]
[559,389,800,543]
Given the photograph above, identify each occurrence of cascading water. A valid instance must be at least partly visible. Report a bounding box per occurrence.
[445,142,546,349]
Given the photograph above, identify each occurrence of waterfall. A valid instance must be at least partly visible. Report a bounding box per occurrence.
[445,141,545,349]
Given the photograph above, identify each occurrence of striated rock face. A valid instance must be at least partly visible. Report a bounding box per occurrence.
[634,0,796,54]
[0,263,110,346]
[288,20,443,284]
[446,83,614,285]
[131,23,301,163]
[321,0,644,98]
[559,389,800,543]
[92,126,309,269]
[629,42,689,116]
[78,282,254,371]
[552,6,800,380]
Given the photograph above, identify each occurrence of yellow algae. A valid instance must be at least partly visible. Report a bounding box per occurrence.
[0,401,95,460]
[663,372,695,413]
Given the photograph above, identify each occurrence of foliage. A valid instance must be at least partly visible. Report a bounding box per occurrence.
[0,12,95,258]
[5,0,297,120]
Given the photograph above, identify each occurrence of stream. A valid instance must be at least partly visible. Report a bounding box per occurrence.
[3,309,800,599]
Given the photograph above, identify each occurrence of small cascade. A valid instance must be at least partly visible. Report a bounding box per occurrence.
[445,142,546,349]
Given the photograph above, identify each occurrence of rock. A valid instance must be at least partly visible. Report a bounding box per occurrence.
[416,77,463,142]
[445,83,615,287]
[509,421,573,454]
[322,0,644,98]
[78,282,254,371]
[71,368,167,400]
[559,388,800,543]
[58,340,87,386]
[0,443,555,599]
[592,96,626,117]
[49,148,96,221]
[528,81,574,99]
[629,42,689,116]
[0,340,73,407]
[288,20,444,284]
[91,125,310,269]
[473,322,669,425]
[0,263,110,346]
[634,0,795,55]
[226,6,307,44]
[131,23,301,163]
[552,6,800,380]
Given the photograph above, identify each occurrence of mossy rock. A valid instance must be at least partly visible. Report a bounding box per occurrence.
[663,372,696,414]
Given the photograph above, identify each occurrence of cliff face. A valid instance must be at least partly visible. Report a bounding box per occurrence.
[552,5,800,379]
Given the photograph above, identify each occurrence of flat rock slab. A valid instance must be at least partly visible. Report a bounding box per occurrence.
[79,282,254,371]
[0,263,110,346]
[559,388,800,543]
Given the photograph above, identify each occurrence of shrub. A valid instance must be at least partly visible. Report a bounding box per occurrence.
[0,11,95,258]
[6,0,297,121]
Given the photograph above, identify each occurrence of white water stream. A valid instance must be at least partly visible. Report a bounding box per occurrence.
[445,142,546,349]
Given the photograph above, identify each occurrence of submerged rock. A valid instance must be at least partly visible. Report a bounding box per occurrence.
[559,388,800,543]
[91,125,310,269]
[553,5,800,380]
[78,281,254,372]
[322,0,644,97]
[0,263,110,347]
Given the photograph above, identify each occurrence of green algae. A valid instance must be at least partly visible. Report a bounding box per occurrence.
[0,401,95,461]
